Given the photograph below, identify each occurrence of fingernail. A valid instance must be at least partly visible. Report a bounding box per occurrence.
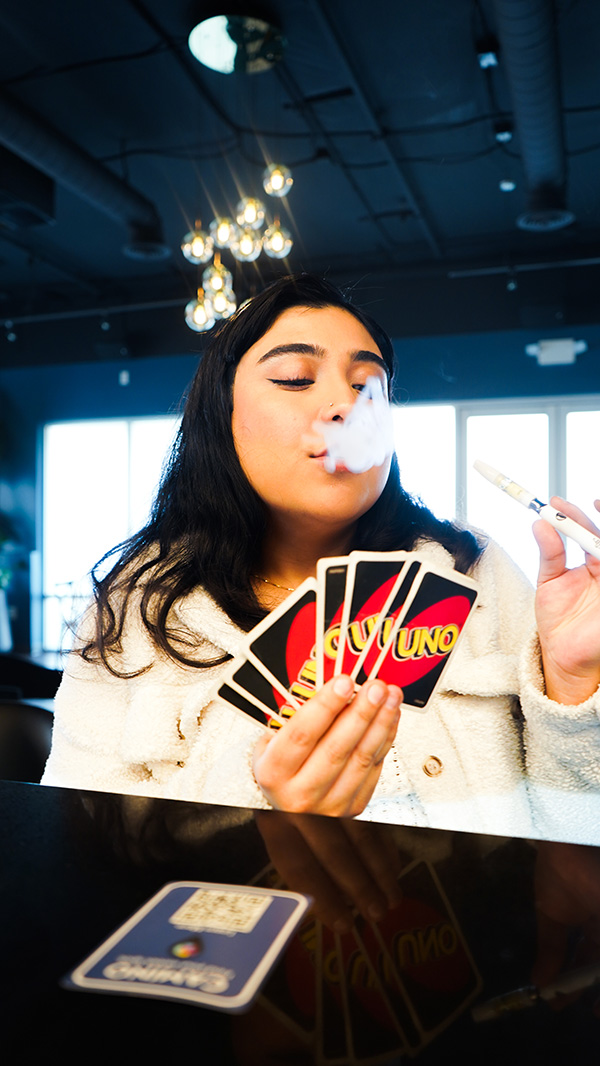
[333,916,352,935]
[384,686,403,711]
[367,681,386,706]
[334,676,354,698]
[368,901,385,921]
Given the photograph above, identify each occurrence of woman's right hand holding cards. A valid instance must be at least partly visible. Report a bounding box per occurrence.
[252,675,402,817]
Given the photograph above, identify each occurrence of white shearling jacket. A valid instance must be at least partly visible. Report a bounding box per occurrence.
[41,538,600,844]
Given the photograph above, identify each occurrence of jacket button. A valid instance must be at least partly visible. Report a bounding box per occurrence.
[423,755,443,777]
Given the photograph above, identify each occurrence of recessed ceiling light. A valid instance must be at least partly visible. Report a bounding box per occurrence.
[494,122,513,143]
[477,36,500,69]
[188,14,285,75]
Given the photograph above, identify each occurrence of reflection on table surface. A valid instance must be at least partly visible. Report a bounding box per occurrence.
[2,780,599,1063]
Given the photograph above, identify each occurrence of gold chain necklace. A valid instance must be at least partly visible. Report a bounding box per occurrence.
[257,575,297,592]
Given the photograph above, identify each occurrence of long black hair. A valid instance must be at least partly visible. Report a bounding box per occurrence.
[81,273,483,675]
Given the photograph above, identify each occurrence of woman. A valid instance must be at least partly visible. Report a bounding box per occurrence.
[41,274,600,842]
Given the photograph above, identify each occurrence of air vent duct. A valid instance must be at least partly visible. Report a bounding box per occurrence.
[492,0,574,231]
[0,145,54,229]
[517,184,575,231]
[0,87,170,259]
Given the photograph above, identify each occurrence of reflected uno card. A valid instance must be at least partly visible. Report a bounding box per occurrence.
[334,924,407,1062]
[335,552,409,679]
[315,557,348,688]
[65,881,312,1013]
[260,913,319,1043]
[243,578,318,709]
[317,925,349,1063]
[367,569,478,709]
[362,860,482,1041]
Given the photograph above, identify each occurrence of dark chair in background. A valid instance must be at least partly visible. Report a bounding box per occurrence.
[0,652,62,699]
[0,701,53,783]
[0,654,60,782]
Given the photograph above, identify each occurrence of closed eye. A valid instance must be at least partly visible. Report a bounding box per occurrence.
[268,378,371,391]
[268,377,313,388]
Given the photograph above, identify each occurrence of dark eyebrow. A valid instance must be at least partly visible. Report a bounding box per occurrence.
[256,342,389,377]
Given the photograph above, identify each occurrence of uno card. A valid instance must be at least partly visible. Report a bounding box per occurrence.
[315,557,349,688]
[351,917,422,1056]
[333,924,407,1062]
[214,658,290,728]
[366,568,478,709]
[243,578,318,709]
[260,912,319,1043]
[334,552,410,679]
[317,924,349,1063]
[363,860,482,1041]
[64,881,311,1013]
[215,680,278,729]
[352,558,424,686]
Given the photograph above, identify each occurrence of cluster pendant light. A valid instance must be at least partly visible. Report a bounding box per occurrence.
[182,164,294,331]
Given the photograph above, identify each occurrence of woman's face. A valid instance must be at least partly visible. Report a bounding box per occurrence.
[231,305,392,535]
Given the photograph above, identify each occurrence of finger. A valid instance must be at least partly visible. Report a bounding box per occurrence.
[313,682,400,814]
[343,720,400,815]
[294,815,391,924]
[347,761,388,816]
[255,675,356,788]
[595,500,600,513]
[533,517,567,585]
[253,811,355,932]
[549,496,600,536]
[254,678,401,815]
[341,821,404,908]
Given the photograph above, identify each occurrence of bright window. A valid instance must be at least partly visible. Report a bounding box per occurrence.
[566,410,600,568]
[392,404,456,520]
[465,411,549,582]
[42,417,179,651]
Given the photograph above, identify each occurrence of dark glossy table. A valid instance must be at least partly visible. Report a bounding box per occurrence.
[1,780,599,1063]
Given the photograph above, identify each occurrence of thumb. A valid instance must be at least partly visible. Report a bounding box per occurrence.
[533,517,567,586]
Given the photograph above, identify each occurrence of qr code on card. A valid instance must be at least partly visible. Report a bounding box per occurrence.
[169,888,272,935]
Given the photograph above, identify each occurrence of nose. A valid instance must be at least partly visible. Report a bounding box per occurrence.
[318,396,356,424]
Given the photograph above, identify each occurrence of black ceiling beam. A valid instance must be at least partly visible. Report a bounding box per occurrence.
[0,86,169,259]
[307,0,443,259]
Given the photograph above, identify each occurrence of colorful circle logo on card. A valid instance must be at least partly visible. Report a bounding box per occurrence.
[170,937,203,958]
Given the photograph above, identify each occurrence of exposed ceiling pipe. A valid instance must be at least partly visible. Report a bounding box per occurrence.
[492,0,574,231]
[0,86,170,259]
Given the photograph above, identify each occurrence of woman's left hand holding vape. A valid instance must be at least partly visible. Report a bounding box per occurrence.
[534,498,600,704]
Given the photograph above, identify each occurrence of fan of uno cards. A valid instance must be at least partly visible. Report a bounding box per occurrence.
[213,551,478,730]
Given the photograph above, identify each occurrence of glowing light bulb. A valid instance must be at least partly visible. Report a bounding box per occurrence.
[262,163,293,198]
[185,290,215,332]
[212,287,237,319]
[231,227,262,262]
[209,216,237,248]
[263,221,293,259]
[181,224,213,264]
[236,197,265,230]
[202,255,233,293]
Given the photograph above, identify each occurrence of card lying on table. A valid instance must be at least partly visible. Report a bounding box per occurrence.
[64,881,311,1013]
[212,550,478,729]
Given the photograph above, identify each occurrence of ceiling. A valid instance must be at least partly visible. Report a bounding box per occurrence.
[1,0,600,367]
